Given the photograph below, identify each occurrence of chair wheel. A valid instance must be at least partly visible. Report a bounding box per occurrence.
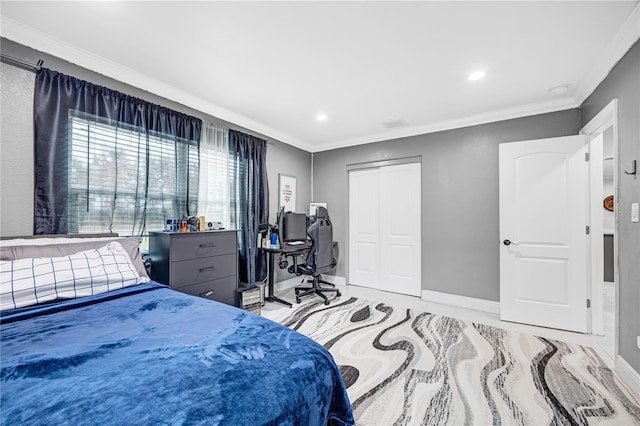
[324,299,330,305]
[296,297,301,304]
[337,291,341,297]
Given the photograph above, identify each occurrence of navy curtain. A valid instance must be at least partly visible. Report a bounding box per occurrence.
[33,68,202,234]
[229,129,269,286]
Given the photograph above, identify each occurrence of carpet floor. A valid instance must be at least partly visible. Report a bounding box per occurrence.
[266,296,640,426]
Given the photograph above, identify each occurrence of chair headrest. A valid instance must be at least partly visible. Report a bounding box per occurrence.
[315,206,329,219]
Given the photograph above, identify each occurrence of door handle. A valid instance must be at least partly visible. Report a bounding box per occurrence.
[199,290,215,298]
[503,239,520,246]
[199,266,217,272]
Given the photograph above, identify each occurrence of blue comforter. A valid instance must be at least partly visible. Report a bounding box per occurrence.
[1,282,354,425]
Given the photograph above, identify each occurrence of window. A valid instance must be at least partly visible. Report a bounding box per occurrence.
[197,122,236,229]
[199,148,235,228]
[67,111,199,239]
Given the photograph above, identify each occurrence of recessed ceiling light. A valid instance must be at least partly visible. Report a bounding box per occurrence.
[467,71,486,81]
[316,114,327,121]
[549,84,569,95]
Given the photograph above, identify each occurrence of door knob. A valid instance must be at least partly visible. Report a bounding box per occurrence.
[503,239,519,246]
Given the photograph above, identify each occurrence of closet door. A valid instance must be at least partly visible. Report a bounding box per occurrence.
[348,168,381,289]
[348,162,421,296]
[379,163,421,296]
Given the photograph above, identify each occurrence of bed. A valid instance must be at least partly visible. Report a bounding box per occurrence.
[0,235,354,425]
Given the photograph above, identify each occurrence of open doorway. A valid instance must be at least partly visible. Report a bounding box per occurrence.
[581,99,618,366]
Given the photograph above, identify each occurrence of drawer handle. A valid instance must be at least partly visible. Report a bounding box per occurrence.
[199,243,216,248]
[199,266,217,272]
[200,290,215,297]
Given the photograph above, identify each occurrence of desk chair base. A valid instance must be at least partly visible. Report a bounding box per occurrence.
[303,277,335,288]
[294,276,341,305]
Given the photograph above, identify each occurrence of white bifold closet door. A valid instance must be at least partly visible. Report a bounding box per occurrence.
[349,162,421,297]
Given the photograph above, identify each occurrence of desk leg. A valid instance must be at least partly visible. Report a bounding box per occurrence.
[265,251,292,308]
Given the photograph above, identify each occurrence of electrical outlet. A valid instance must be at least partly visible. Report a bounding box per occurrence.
[637,336,640,349]
[632,202,639,223]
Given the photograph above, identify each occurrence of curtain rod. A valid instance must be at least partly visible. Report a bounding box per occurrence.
[0,53,43,73]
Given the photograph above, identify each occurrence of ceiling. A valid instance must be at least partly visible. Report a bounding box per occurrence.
[1,1,638,152]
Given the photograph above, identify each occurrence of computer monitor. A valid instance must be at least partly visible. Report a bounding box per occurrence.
[281,212,308,243]
[309,202,327,216]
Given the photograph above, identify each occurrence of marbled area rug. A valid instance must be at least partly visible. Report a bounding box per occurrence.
[267,297,640,425]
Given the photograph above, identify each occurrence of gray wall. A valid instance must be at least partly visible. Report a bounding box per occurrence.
[1,58,35,236]
[313,110,580,301]
[0,38,311,255]
[265,141,311,283]
[581,40,640,373]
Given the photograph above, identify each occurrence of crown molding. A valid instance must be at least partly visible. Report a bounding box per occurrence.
[316,1,640,154]
[580,99,618,135]
[0,17,314,153]
[313,97,578,152]
[2,3,638,155]
[572,2,640,105]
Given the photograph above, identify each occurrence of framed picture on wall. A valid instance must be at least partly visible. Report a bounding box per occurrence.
[278,174,297,212]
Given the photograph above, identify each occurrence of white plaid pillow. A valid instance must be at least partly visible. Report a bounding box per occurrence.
[0,241,150,311]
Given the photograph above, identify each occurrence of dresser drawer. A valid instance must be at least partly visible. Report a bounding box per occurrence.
[175,275,237,303]
[170,232,237,262]
[170,253,237,286]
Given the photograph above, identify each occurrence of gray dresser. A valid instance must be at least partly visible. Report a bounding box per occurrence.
[149,230,238,306]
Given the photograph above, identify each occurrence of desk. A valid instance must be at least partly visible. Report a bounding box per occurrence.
[260,243,311,307]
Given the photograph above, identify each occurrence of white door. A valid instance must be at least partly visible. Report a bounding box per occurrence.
[349,162,421,296]
[499,135,588,332]
[379,163,421,296]
[349,168,380,289]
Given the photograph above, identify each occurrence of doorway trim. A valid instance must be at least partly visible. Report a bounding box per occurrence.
[346,156,422,172]
[580,99,619,359]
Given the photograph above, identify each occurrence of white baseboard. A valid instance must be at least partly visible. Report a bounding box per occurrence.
[616,355,640,399]
[421,289,500,315]
[319,275,346,286]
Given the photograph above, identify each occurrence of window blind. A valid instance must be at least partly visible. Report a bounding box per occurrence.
[68,111,199,237]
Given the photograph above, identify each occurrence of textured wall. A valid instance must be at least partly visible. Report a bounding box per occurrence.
[265,140,311,283]
[0,61,35,237]
[313,110,580,302]
[581,40,640,375]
